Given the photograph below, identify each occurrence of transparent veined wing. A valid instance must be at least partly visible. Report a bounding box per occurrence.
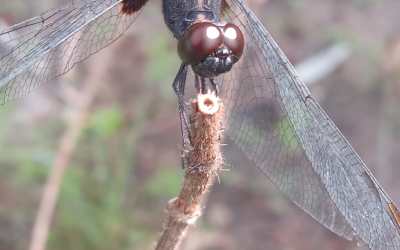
[217,0,400,249]
[0,0,144,103]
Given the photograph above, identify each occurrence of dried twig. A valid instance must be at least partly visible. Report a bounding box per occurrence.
[155,92,224,250]
[29,87,93,250]
[296,43,351,86]
[28,48,113,250]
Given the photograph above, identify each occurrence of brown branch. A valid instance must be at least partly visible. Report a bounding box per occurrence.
[155,92,224,250]
[28,88,93,250]
[28,49,113,250]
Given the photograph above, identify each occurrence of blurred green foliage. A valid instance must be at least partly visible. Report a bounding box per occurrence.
[144,167,181,199]
[48,162,150,250]
[145,34,180,99]
[86,107,123,139]
[0,101,183,250]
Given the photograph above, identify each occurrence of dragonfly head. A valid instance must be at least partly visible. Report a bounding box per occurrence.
[178,21,244,77]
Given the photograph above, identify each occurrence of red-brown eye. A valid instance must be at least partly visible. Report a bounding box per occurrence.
[178,22,223,64]
[223,23,244,58]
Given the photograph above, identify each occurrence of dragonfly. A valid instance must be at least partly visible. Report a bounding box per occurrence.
[0,0,399,249]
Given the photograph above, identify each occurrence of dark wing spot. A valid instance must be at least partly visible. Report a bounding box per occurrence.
[388,202,400,230]
[220,0,229,16]
[121,0,149,15]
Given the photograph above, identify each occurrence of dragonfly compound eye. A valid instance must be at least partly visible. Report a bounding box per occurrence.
[223,23,244,59]
[178,22,223,64]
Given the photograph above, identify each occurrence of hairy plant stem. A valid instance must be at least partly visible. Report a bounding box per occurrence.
[155,93,224,250]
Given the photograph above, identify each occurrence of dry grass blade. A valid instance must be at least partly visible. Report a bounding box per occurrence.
[28,46,113,250]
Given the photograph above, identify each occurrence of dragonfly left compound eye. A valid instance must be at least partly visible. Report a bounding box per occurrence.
[178,22,223,64]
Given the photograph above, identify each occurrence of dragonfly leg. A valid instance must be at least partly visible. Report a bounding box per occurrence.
[200,77,207,94]
[172,64,192,168]
[187,163,207,173]
[209,78,219,96]
[197,77,218,96]
[195,75,201,93]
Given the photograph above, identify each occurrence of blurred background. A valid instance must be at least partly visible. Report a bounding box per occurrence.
[0,0,399,249]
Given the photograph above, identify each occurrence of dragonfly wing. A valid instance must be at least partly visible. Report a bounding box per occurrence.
[0,0,144,103]
[220,0,400,249]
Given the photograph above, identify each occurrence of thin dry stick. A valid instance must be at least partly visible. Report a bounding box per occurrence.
[155,92,224,250]
[28,49,113,250]
[29,89,92,250]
